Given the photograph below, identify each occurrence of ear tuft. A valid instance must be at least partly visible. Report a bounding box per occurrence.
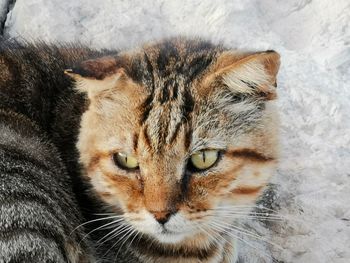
[214,50,280,100]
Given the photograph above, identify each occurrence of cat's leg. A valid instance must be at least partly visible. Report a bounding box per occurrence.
[0,110,95,263]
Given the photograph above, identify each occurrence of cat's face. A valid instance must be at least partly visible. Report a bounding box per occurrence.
[67,39,280,245]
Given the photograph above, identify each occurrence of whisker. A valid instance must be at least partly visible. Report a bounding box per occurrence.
[215,207,280,215]
[208,222,276,262]
[96,223,129,246]
[70,215,123,236]
[205,210,282,218]
[218,212,300,223]
[216,210,280,216]
[102,225,134,258]
[213,206,255,211]
[92,213,124,216]
[111,228,135,257]
[214,210,284,218]
[208,206,300,223]
[146,233,158,252]
[125,228,140,252]
[192,221,221,247]
[78,218,125,245]
[216,205,280,214]
[135,231,144,249]
[115,228,138,258]
[213,213,286,222]
[216,220,283,251]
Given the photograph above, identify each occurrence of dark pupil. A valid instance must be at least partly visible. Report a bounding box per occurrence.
[187,151,208,173]
[114,154,127,169]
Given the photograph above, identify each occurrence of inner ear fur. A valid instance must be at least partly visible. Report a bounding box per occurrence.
[64,56,127,99]
[204,50,280,100]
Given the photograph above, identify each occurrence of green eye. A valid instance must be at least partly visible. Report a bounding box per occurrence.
[113,152,139,170]
[189,150,219,171]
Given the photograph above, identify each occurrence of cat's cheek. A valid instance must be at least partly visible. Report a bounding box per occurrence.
[86,165,144,212]
[222,162,277,205]
[186,160,276,209]
[185,165,243,209]
[87,170,121,204]
[103,174,144,212]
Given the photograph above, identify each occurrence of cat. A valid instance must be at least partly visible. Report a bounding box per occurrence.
[0,37,280,263]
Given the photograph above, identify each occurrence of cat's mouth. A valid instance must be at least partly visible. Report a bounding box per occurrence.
[160,228,175,235]
[126,210,203,244]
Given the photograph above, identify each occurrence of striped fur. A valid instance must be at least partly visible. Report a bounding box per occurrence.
[72,38,280,262]
[0,42,105,262]
[0,110,94,262]
[0,37,280,262]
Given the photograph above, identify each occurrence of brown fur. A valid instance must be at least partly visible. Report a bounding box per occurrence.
[67,38,280,262]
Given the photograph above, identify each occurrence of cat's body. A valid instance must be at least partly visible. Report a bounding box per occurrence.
[0,43,102,262]
[0,38,280,262]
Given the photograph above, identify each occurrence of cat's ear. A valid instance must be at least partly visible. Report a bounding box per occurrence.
[64,56,125,99]
[204,50,280,100]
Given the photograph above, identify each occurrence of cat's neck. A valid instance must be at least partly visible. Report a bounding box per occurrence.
[132,232,237,263]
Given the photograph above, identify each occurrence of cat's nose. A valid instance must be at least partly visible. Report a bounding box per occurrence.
[151,211,172,225]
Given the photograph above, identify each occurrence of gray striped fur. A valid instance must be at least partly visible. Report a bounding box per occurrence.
[0,110,94,262]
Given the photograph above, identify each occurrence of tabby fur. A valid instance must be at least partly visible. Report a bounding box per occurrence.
[0,37,280,263]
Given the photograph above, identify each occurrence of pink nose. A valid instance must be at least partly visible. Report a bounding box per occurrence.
[150,211,172,225]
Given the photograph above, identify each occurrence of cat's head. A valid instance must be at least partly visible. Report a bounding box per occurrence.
[66,38,280,246]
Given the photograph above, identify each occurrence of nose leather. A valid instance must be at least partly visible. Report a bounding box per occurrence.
[151,211,172,225]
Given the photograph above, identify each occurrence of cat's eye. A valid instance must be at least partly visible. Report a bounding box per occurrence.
[113,152,139,170]
[189,150,219,171]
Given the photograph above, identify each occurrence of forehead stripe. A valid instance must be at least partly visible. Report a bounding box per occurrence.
[139,52,156,124]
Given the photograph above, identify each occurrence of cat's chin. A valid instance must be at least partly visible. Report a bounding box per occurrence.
[154,231,188,244]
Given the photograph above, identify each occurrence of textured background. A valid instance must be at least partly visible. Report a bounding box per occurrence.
[0,0,349,262]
